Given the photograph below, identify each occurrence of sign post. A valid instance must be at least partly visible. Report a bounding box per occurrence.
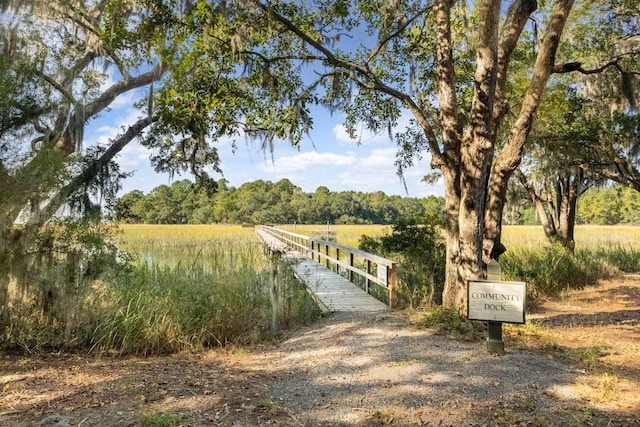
[467,276,526,355]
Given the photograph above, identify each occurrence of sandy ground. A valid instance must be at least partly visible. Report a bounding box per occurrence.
[1,276,639,427]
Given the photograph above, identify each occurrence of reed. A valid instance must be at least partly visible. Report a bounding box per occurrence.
[88,262,275,354]
[500,225,640,298]
[86,224,321,355]
[1,225,320,354]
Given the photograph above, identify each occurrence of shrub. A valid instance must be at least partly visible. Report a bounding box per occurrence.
[593,245,640,273]
[500,242,617,299]
[411,306,486,342]
[359,216,446,308]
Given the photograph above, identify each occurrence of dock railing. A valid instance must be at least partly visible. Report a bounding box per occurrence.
[260,225,398,308]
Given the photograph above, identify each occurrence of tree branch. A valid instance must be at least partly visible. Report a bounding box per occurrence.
[27,115,157,228]
[367,5,433,63]
[84,62,169,118]
[433,0,460,170]
[493,0,537,127]
[484,0,575,260]
[34,70,76,104]
[552,50,640,75]
[257,0,443,165]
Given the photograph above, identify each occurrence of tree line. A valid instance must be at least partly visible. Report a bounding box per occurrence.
[506,184,640,226]
[116,178,640,227]
[114,178,446,225]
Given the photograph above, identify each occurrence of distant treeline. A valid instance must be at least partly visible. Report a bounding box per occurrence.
[114,179,446,225]
[506,184,640,226]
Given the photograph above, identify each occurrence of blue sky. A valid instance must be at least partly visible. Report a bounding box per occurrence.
[86,86,445,199]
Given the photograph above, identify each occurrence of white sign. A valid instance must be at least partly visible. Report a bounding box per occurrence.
[467,281,526,324]
[377,265,388,286]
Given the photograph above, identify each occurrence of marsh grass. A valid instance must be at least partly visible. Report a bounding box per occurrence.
[88,263,274,354]
[83,225,322,355]
[500,226,640,298]
[1,225,320,354]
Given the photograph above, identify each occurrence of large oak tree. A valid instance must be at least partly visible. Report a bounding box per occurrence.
[172,0,588,312]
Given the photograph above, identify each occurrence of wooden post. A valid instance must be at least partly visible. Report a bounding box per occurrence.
[349,253,354,283]
[486,259,505,355]
[269,250,283,333]
[325,244,329,268]
[388,263,398,308]
[336,248,340,275]
[366,260,371,293]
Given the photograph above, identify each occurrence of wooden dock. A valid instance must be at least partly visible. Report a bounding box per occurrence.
[256,229,388,313]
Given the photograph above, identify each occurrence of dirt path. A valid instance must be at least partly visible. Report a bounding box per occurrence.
[1,277,639,427]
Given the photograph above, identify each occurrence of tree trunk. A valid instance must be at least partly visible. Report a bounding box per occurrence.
[555,169,582,251]
[517,167,583,251]
[438,0,575,313]
[441,169,464,311]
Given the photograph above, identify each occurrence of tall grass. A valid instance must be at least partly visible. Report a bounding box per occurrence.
[88,263,275,354]
[86,225,322,355]
[500,225,640,298]
[1,225,321,354]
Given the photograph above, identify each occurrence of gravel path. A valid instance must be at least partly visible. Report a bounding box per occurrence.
[252,311,584,426]
[3,307,638,426]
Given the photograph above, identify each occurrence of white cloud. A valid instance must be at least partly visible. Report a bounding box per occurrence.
[359,147,397,169]
[332,111,417,146]
[257,151,357,174]
[333,123,390,145]
[117,142,152,168]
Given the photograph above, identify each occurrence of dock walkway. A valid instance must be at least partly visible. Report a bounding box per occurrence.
[256,229,388,313]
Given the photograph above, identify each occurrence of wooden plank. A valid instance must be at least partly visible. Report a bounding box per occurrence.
[256,229,289,252]
[256,230,388,313]
[290,259,387,312]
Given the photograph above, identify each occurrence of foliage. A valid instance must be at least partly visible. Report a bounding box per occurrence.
[505,183,640,226]
[359,216,445,307]
[0,220,126,351]
[515,84,602,248]
[578,185,640,225]
[410,306,486,342]
[116,178,446,225]
[500,243,617,300]
[0,0,175,344]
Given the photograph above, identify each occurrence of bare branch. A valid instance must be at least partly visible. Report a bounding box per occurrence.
[552,51,640,75]
[33,70,76,104]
